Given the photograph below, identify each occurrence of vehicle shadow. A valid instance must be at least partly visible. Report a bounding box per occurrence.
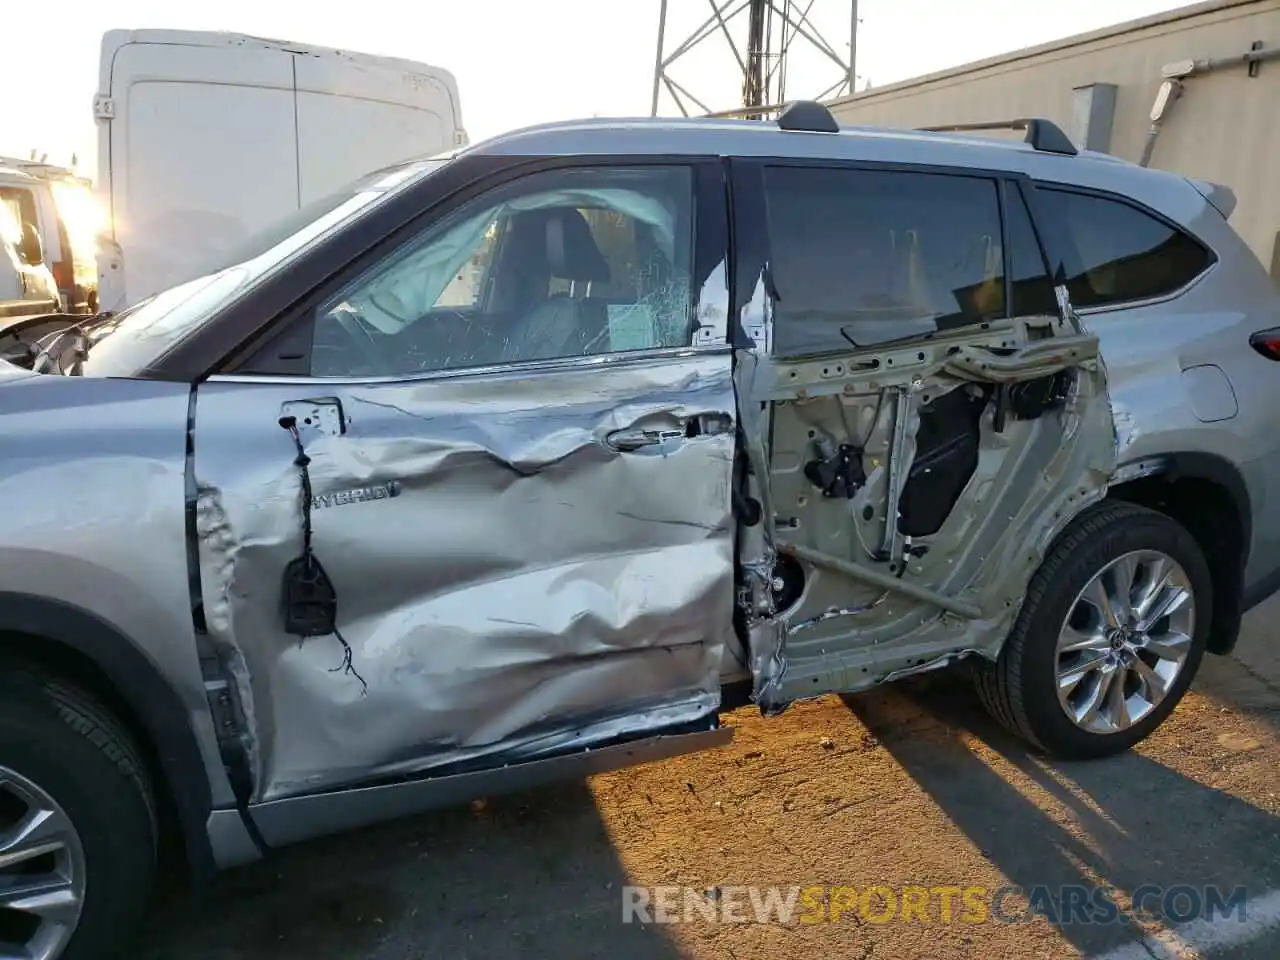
[840,672,1280,957]
[139,780,681,960]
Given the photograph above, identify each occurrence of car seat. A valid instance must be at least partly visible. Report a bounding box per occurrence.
[502,208,612,363]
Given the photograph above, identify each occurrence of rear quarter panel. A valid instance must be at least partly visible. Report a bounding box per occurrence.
[1027,154,1280,590]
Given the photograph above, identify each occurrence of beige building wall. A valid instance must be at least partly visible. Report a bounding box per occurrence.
[825,0,1280,270]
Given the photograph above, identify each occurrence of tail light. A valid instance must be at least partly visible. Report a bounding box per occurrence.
[1249,328,1280,360]
[51,260,73,290]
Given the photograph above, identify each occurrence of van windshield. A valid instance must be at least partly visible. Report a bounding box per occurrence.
[80,157,448,377]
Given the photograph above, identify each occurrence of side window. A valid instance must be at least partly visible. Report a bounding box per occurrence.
[431,220,500,309]
[761,166,1008,355]
[1005,187,1057,317]
[0,197,22,248]
[308,165,696,378]
[1036,187,1213,309]
[0,188,39,267]
[0,188,37,233]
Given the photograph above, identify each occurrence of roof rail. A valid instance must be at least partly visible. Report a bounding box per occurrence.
[776,100,840,133]
[703,103,781,119]
[0,156,87,185]
[916,118,1078,156]
[702,100,838,127]
[0,155,74,171]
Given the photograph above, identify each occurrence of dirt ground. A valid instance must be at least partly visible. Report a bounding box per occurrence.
[140,600,1280,960]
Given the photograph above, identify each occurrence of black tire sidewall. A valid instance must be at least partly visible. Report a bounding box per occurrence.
[0,678,155,960]
[1015,507,1212,758]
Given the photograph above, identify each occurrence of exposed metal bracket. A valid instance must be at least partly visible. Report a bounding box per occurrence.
[879,384,912,563]
[92,95,115,122]
[280,398,346,439]
[777,540,982,619]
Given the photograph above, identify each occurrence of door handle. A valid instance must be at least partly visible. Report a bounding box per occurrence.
[605,426,685,452]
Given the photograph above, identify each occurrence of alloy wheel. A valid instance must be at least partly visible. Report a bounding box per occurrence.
[0,765,85,960]
[1055,549,1196,734]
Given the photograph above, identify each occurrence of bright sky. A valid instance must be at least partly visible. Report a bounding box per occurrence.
[3,0,1184,180]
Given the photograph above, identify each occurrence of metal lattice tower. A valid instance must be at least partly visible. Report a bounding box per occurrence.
[651,0,860,118]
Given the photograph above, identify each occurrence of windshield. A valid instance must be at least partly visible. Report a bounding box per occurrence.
[79,157,448,377]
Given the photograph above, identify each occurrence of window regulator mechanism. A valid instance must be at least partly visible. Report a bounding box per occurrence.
[804,435,866,499]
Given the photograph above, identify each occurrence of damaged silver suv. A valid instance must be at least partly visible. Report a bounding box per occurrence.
[2,101,1279,959]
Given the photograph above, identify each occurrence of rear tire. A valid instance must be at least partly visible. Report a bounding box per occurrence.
[0,666,157,959]
[975,500,1211,759]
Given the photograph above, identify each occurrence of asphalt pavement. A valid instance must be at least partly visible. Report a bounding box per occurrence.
[139,595,1280,960]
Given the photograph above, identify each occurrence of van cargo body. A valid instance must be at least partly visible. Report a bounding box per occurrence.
[94,29,467,310]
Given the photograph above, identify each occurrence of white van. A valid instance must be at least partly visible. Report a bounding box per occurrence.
[0,160,104,314]
[93,29,468,310]
[0,176,61,326]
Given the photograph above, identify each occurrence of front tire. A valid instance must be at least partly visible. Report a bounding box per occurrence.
[975,501,1211,759]
[0,667,157,959]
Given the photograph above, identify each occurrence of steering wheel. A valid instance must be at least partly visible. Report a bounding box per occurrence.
[315,306,482,375]
[396,308,491,369]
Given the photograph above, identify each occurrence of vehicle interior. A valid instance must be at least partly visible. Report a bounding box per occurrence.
[313,193,695,377]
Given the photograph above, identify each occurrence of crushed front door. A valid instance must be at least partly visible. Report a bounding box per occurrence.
[192,356,736,801]
[729,161,1117,709]
[190,158,739,803]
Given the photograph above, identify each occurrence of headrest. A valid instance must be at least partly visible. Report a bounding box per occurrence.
[545,208,610,284]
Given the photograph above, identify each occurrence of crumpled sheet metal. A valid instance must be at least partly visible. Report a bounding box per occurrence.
[737,318,1118,707]
[194,353,736,802]
[732,348,786,708]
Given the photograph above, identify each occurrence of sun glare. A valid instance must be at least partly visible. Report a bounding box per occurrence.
[51,180,109,251]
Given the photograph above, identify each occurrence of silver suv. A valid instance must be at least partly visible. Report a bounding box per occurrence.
[2,102,1277,960]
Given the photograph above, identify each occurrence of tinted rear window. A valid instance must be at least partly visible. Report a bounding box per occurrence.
[761,166,1014,354]
[1036,187,1213,309]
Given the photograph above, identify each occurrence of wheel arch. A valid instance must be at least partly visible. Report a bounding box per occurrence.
[1107,451,1249,655]
[0,592,216,883]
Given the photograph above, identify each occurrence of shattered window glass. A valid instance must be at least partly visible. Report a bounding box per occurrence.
[433,220,501,308]
[308,166,697,378]
[761,166,1008,356]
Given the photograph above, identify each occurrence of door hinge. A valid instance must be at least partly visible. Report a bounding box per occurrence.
[93,95,115,121]
[204,677,245,742]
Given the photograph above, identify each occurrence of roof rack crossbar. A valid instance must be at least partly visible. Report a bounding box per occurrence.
[916,118,1078,156]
